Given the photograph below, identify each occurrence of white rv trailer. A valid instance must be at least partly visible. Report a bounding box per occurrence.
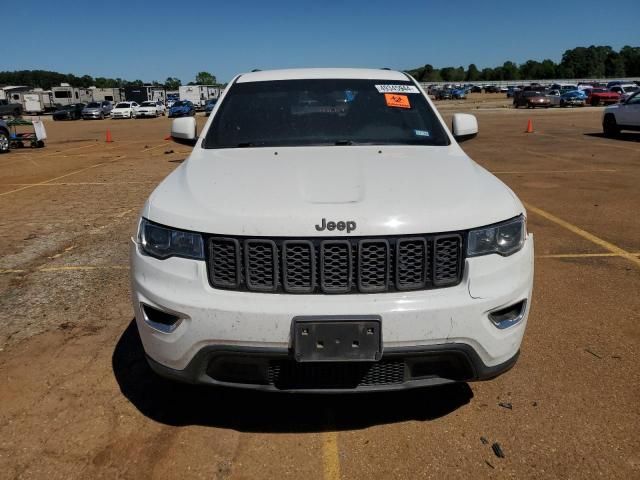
[178,85,220,109]
[22,90,56,113]
[51,83,93,106]
[90,87,123,103]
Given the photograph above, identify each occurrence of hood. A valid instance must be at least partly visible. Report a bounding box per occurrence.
[145,145,523,237]
[83,107,101,112]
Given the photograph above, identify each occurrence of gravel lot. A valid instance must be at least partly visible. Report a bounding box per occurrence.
[0,101,638,479]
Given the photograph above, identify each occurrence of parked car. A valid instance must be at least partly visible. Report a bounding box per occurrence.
[506,86,520,98]
[586,88,620,106]
[82,101,112,120]
[434,89,453,100]
[602,91,640,137]
[52,103,85,120]
[609,84,640,101]
[0,99,23,117]
[131,67,534,392]
[204,99,217,116]
[137,101,166,118]
[514,91,550,108]
[0,119,10,153]
[559,90,586,107]
[451,88,466,99]
[111,101,139,119]
[470,85,482,93]
[546,90,562,107]
[168,100,195,118]
[166,98,177,109]
[484,85,501,93]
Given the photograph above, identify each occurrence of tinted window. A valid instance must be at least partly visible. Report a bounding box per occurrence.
[54,90,72,98]
[115,103,129,108]
[204,79,449,148]
[87,102,100,108]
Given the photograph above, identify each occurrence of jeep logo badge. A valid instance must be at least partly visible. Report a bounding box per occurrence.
[315,218,356,233]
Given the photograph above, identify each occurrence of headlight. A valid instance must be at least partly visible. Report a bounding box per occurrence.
[138,218,204,260]
[467,216,526,257]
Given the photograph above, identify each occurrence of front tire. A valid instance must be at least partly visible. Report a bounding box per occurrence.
[603,114,620,137]
[0,130,10,153]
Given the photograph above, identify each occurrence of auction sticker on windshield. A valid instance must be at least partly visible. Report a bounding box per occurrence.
[384,93,411,109]
[375,84,420,94]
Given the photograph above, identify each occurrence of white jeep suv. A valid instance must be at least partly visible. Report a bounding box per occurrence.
[130,68,534,392]
[603,91,640,137]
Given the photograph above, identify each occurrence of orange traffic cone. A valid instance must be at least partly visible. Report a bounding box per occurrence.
[525,119,534,133]
[106,129,113,143]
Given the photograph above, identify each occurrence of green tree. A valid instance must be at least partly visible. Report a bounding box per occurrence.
[164,77,181,90]
[605,52,626,77]
[502,61,519,80]
[195,71,217,85]
[465,64,480,82]
[619,46,640,76]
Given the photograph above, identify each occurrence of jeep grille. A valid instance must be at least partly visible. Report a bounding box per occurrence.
[206,234,463,294]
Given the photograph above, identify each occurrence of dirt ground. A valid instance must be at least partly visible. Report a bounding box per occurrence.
[0,100,639,479]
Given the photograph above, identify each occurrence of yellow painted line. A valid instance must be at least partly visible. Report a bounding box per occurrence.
[0,269,26,274]
[539,252,640,258]
[38,265,129,272]
[0,181,155,186]
[0,155,126,197]
[140,143,170,152]
[44,143,99,157]
[525,202,640,268]
[322,430,341,480]
[494,169,617,175]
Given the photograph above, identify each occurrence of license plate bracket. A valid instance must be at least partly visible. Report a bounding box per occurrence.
[292,316,382,362]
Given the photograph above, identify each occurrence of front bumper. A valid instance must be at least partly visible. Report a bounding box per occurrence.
[130,235,534,391]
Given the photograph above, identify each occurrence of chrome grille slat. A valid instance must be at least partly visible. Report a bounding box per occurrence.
[207,234,462,294]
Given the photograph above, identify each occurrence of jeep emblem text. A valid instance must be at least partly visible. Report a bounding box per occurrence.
[315,218,357,233]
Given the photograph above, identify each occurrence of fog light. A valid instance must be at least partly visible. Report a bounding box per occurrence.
[141,303,183,333]
[488,300,527,329]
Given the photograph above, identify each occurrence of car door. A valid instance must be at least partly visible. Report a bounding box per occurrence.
[617,93,640,126]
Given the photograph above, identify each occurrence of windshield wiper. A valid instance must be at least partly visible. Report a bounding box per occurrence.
[334,140,354,146]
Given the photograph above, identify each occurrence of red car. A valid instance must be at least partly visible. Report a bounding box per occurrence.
[587,88,620,106]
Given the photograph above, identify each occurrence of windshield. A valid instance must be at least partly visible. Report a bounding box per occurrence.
[173,101,187,107]
[115,103,130,108]
[141,101,156,107]
[86,102,100,108]
[204,79,449,148]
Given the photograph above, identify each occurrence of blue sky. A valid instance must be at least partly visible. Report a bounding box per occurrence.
[3,0,638,83]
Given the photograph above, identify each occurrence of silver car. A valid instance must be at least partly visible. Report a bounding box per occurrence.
[82,101,113,120]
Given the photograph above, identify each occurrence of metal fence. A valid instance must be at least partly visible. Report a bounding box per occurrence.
[419,77,640,88]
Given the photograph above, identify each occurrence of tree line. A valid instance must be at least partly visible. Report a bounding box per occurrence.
[406,45,640,82]
[0,71,218,90]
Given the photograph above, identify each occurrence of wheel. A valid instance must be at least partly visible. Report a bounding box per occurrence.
[0,130,9,153]
[36,140,45,148]
[602,114,620,137]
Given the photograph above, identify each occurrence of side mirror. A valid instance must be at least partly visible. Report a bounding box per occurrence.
[171,117,197,146]
[452,113,478,142]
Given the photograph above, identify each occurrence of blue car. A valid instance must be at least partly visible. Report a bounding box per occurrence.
[168,100,195,118]
[451,88,466,99]
[204,99,217,116]
[560,90,586,107]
